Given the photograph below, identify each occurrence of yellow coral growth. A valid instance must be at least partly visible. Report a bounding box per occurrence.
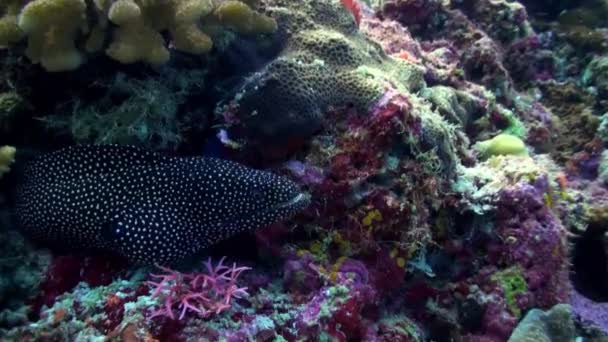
[106,0,169,65]
[0,0,24,46]
[18,0,87,72]
[107,24,170,65]
[0,16,22,47]
[169,0,214,54]
[214,0,277,34]
[108,0,141,25]
[106,0,215,64]
[0,145,15,179]
[2,0,277,70]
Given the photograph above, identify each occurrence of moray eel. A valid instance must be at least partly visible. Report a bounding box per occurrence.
[14,145,310,264]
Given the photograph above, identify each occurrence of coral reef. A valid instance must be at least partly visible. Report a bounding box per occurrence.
[584,55,608,103]
[0,197,51,329]
[475,133,528,159]
[0,145,15,179]
[217,0,430,156]
[0,146,17,178]
[508,304,575,341]
[42,70,204,150]
[18,0,88,72]
[571,289,608,335]
[1,0,608,340]
[0,92,25,133]
[147,258,250,320]
[3,0,277,71]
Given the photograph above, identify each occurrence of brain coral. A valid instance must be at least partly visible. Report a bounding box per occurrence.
[219,0,429,150]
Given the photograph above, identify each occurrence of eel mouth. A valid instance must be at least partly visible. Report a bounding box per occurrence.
[275,192,311,210]
[223,192,311,228]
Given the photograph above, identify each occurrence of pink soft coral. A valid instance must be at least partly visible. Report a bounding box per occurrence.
[147,257,251,320]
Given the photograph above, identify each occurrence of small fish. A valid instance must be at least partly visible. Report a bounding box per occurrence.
[14,145,310,264]
[341,0,362,27]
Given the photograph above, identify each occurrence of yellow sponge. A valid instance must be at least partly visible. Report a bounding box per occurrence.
[18,0,87,72]
[0,145,15,179]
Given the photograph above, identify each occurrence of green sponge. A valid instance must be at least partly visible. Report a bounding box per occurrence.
[476,133,528,159]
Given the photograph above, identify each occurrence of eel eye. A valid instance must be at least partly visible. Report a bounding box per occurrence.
[101,219,127,242]
[251,187,265,202]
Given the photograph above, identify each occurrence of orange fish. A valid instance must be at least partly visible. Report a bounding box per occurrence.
[556,172,568,190]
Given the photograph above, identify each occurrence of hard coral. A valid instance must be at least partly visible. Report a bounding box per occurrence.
[18,0,87,72]
[476,181,568,338]
[0,145,15,179]
[106,0,215,64]
[148,258,250,320]
[0,0,24,46]
[535,80,599,164]
[214,0,278,35]
[508,304,575,341]
[0,225,50,328]
[5,0,277,71]
[105,0,172,65]
[217,0,431,156]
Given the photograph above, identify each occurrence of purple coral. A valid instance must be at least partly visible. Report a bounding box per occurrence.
[571,289,608,334]
[147,258,251,320]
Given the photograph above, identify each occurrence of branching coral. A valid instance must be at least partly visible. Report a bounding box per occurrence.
[105,0,216,64]
[18,0,87,72]
[5,0,277,71]
[147,258,250,320]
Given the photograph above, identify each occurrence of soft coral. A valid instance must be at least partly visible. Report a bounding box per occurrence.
[148,257,251,320]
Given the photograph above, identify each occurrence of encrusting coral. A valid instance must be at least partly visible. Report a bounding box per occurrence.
[3,0,277,71]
